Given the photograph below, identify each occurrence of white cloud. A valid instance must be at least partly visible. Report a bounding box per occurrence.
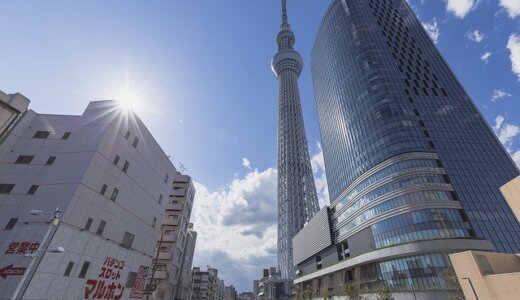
[493,115,520,151]
[467,30,485,43]
[491,89,512,102]
[513,151,520,168]
[499,0,520,18]
[310,143,330,208]
[191,146,329,291]
[422,19,440,44]
[192,168,278,291]
[446,0,476,18]
[242,157,251,169]
[481,51,492,64]
[507,34,520,81]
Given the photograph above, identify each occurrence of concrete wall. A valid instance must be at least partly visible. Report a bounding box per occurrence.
[500,175,520,222]
[450,250,520,300]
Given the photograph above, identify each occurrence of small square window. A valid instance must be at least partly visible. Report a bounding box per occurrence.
[113,155,120,166]
[4,218,18,230]
[84,218,93,231]
[62,132,71,140]
[33,131,50,139]
[27,185,39,195]
[0,184,15,194]
[46,156,56,165]
[164,174,169,183]
[132,137,139,148]
[64,262,74,277]
[15,155,34,164]
[78,261,90,278]
[110,188,119,202]
[126,272,137,287]
[100,184,108,196]
[124,131,131,139]
[96,220,106,235]
[121,232,134,249]
[158,194,163,205]
[152,217,157,228]
[122,161,130,173]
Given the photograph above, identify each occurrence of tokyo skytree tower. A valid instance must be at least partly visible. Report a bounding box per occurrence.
[271,0,320,279]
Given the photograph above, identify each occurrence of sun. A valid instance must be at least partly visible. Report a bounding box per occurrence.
[113,86,143,112]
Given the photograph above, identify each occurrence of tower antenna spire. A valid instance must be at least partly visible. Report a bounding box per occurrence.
[281,0,288,24]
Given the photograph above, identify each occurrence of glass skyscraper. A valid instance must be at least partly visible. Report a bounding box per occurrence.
[292,0,520,297]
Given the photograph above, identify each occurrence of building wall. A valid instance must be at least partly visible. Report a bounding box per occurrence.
[500,176,520,222]
[0,100,175,299]
[0,90,29,139]
[153,172,196,300]
[450,251,520,300]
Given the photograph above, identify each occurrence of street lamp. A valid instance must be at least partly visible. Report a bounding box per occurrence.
[11,207,64,300]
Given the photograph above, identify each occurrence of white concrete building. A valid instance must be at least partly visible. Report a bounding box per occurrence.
[0,90,30,139]
[0,100,176,299]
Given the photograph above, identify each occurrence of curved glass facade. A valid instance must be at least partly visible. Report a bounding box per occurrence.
[312,0,520,258]
[379,253,454,290]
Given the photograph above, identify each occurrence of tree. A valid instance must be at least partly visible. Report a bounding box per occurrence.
[344,283,360,300]
[438,267,464,300]
[376,284,393,300]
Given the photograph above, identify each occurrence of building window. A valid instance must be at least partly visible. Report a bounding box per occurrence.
[124,130,131,139]
[0,184,15,194]
[132,137,139,148]
[164,174,169,183]
[33,131,50,139]
[158,194,163,204]
[62,132,71,140]
[122,161,130,173]
[4,218,18,230]
[121,232,134,249]
[78,261,90,278]
[110,188,119,202]
[152,217,157,228]
[316,255,322,270]
[84,218,93,231]
[96,220,106,235]
[27,185,39,195]
[15,155,34,164]
[100,184,108,196]
[64,262,74,277]
[344,270,354,282]
[126,272,137,287]
[46,156,56,165]
[113,155,120,166]
[167,215,178,219]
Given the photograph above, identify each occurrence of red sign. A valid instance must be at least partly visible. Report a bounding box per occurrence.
[129,266,148,298]
[5,241,40,255]
[0,264,27,279]
[84,257,125,300]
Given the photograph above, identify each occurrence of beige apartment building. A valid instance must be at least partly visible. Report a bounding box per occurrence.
[150,172,196,299]
[450,175,520,300]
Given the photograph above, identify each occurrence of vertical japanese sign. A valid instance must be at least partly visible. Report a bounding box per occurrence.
[129,266,148,298]
[84,257,125,300]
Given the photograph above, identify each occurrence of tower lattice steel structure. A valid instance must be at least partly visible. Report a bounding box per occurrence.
[272,0,320,279]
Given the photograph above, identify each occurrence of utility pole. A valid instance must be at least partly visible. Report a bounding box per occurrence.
[146,233,164,300]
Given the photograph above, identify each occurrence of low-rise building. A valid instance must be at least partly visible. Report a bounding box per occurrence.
[191,266,222,300]
[0,99,176,299]
[238,292,254,300]
[255,267,292,300]
[0,90,29,139]
[224,285,237,300]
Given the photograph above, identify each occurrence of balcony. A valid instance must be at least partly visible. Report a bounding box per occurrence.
[166,203,183,211]
[154,270,168,279]
[163,219,180,226]
[158,252,172,260]
[160,234,176,242]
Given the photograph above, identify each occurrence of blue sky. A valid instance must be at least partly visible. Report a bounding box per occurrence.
[1,0,519,292]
